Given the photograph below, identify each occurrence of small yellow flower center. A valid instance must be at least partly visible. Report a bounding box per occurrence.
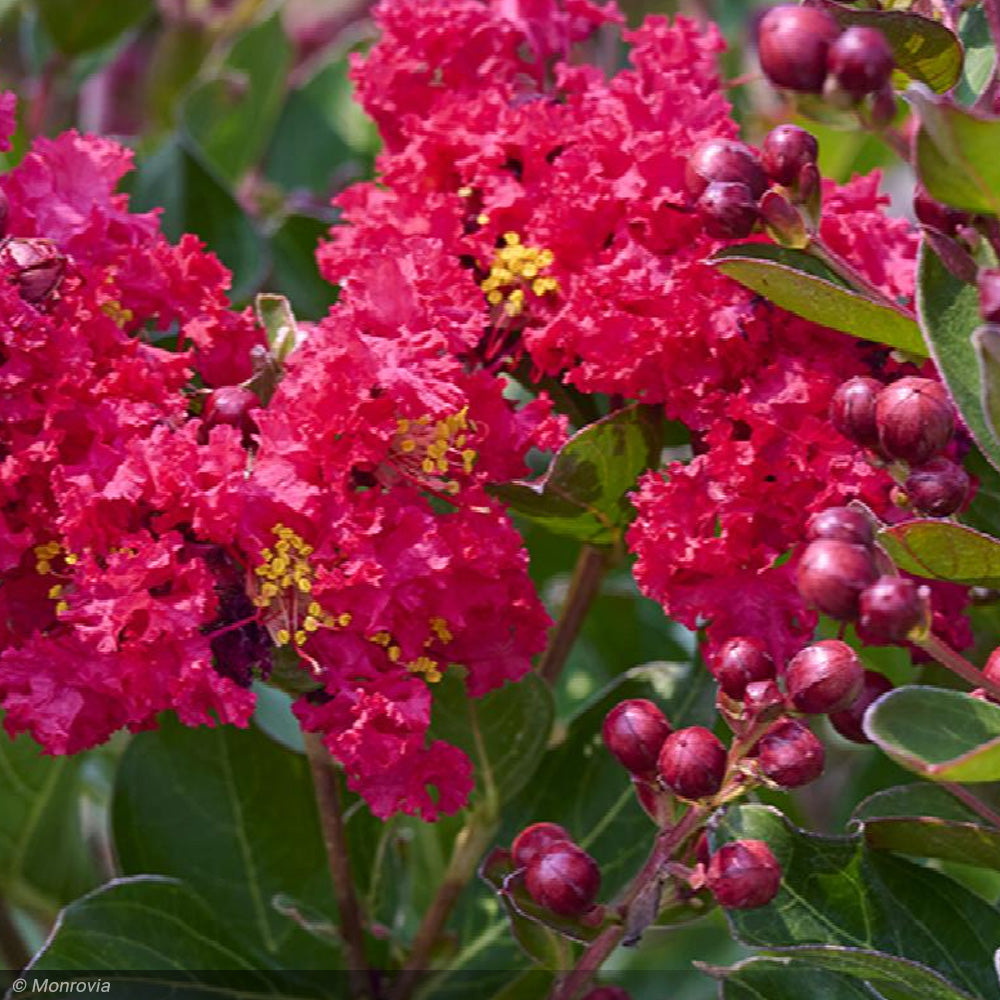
[480,232,558,317]
[391,408,477,495]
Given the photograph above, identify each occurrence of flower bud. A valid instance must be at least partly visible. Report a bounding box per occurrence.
[602,699,672,778]
[875,377,955,466]
[711,637,776,699]
[757,5,842,94]
[796,539,878,620]
[512,822,572,869]
[979,269,1000,324]
[858,576,928,643]
[696,182,759,240]
[806,506,874,547]
[869,84,897,130]
[759,190,807,248]
[829,669,893,743]
[202,386,261,446]
[757,718,825,788]
[1,237,65,303]
[830,376,882,449]
[524,840,601,917]
[827,26,894,99]
[904,458,969,517]
[657,726,727,801]
[743,679,785,718]
[685,139,767,200]
[761,124,819,187]
[706,840,782,909]
[786,639,864,714]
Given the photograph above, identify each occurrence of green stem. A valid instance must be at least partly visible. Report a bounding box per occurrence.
[913,633,1000,702]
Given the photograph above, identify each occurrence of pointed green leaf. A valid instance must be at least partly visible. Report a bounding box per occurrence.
[973,324,1000,449]
[36,0,152,55]
[876,519,1000,587]
[955,5,997,107]
[709,244,926,357]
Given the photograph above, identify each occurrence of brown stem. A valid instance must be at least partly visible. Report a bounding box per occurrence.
[0,895,30,972]
[808,239,915,323]
[538,545,609,686]
[943,782,1000,830]
[913,633,1000,701]
[303,733,375,999]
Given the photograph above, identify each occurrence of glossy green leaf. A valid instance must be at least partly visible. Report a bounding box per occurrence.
[489,405,665,545]
[908,88,1000,217]
[183,13,292,183]
[917,240,1000,472]
[129,137,267,304]
[816,0,962,93]
[37,0,152,55]
[864,686,1000,783]
[112,717,339,966]
[709,244,926,357]
[876,519,1000,587]
[430,672,554,804]
[973,324,1000,450]
[852,783,1000,870]
[955,5,996,107]
[710,804,1000,1000]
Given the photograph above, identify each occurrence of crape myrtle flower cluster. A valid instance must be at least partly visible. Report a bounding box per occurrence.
[327,0,968,665]
[0,96,560,820]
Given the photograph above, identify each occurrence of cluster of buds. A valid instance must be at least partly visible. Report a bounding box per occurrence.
[756,6,896,123]
[509,822,602,918]
[685,125,819,243]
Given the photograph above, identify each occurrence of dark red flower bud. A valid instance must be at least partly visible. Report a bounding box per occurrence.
[869,84,897,129]
[706,840,782,909]
[524,841,601,917]
[786,639,864,714]
[796,539,878,620]
[828,669,893,742]
[979,269,1000,324]
[694,832,711,868]
[875,377,955,466]
[757,718,825,787]
[914,186,971,236]
[581,988,630,1000]
[858,576,927,643]
[696,182,759,239]
[806,506,874,547]
[512,822,572,869]
[830,376,882,449]
[743,679,785,718]
[759,190,807,248]
[757,5,841,93]
[657,726,727,801]
[711,637,776,699]
[826,26,894,99]
[685,139,768,200]
[202,386,261,445]
[1,237,66,303]
[761,124,819,187]
[904,458,969,517]
[798,162,821,208]
[602,699,672,778]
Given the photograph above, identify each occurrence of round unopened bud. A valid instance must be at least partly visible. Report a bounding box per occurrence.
[806,506,874,547]
[979,269,1000,324]
[875,377,955,466]
[827,26,894,99]
[581,988,630,1000]
[1,237,65,303]
[602,699,672,778]
[757,5,841,93]
[685,139,767,200]
[512,822,572,869]
[524,841,601,917]
[696,181,759,239]
[914,186,970,236]
[761,124,819,187]
[858,576,927,643]
[786,639,864,714]
[657,726,728,801]
[759,190,807,247]
[828,669,893,743]
[706,840,782,909]
[757,718,825,788]
[904,458,969,517]
[743,679,785,717]
[830,376,882,449]
[202,386,261,446]
[796,539,878,620]
[711,637,776,699]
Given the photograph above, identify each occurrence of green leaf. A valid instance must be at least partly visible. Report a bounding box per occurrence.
[129,137,267,304]
[268,214,339,321]
[183,13,292,183]
[487,969,557,1000]
[710,956,905,1000]
[973,324,1000,450]
[709,244,926,357]
[864,686,1000,783]
[489,405,665,545]
[710,803,1000,1000]
[852,783,1000,871]
[955,5,997,107]
[36,0,152,55]
[816,0,962,94]
[112,717,339,966]
[876,519,1000,587]
[917,240,1000,472]
[430,672,554,804]
[908,88,1000,217]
